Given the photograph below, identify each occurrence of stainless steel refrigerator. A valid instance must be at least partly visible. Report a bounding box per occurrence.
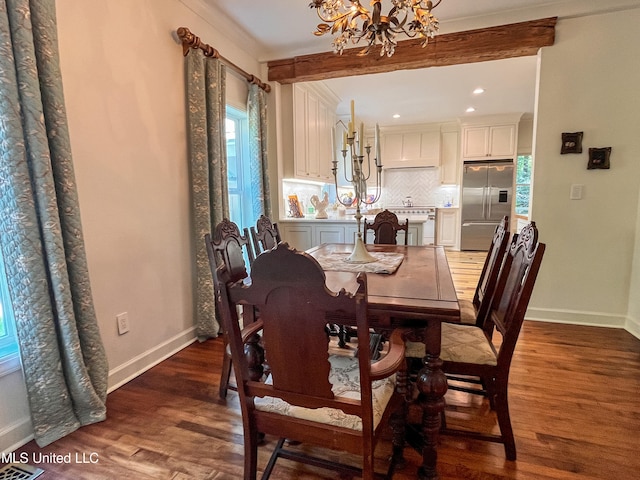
[460,160,513,251]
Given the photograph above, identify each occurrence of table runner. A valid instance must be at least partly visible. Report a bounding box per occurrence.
[314,251,405,274]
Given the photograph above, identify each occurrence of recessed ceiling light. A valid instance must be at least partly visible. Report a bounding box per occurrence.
[466,107,476,113]
[473,88,485,95]
[392,114,400,119]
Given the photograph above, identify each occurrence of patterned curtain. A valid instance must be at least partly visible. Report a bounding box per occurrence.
[185,50,227,339]
[0,0,108,446]
[247,83,272,219]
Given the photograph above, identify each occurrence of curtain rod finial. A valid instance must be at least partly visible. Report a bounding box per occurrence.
[177,27,270,92]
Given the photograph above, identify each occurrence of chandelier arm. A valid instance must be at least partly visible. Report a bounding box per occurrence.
[388,25,415,35]
[372,1,382,25]
[362,148,372,182]
[314,8,351,24]
[387,5,409,29]
[363,169,382,205]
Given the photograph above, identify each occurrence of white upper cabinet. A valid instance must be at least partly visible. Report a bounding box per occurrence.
[440,126,460,185]
[462,124,516,159]
[381,125,441,168]
[460,114,522,161]
[290,83,337,182]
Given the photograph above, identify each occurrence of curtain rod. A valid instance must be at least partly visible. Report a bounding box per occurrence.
[177,27,271,93]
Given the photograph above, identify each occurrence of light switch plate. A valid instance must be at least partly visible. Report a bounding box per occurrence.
[570,184,584,200]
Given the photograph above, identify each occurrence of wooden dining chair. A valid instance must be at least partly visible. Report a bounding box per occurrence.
[250,214,281,255]
[405,222,545,460]
[216,242,408,480]
[205,218,256,399]
[444,226,516,398]
[458,216,510,327]
[364,209,409,245]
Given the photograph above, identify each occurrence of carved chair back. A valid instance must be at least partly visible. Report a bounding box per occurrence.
[364,209,409,245]
[250,214,281,255]
[472,216,510,327]
[484,222,545,363]
[205,218,256,399]
[208,218,254,284]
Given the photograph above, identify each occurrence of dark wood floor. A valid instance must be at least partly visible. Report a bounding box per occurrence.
[7,251,640,479]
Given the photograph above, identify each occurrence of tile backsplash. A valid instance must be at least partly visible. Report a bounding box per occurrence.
[282,167,458,217]
[383,168,440,206]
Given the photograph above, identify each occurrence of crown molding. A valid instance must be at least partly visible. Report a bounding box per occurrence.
[179,0,266,59]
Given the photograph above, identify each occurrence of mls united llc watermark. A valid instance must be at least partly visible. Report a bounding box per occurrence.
[2,451,99,464]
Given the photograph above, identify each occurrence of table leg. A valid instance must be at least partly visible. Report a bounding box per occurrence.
[416,320,448,480]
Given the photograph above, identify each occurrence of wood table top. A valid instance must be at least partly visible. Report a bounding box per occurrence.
[306,243,460,326]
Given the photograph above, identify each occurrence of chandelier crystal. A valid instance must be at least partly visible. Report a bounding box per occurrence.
[309,0,441,57]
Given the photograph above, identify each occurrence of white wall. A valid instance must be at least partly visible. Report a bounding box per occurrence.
[528,9,640,328]
[627,192,640,337]
[0,0,266,452]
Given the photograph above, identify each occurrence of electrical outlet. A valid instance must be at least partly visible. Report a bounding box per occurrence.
[116,312,130,335]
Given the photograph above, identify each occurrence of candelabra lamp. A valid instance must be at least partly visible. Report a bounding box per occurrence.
[332,124,382,263]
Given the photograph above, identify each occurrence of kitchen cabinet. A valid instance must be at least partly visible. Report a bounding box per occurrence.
[280,223,314,251]
[440,127,459,184]
[281,221,347,251]
[381,126,440,168]
[462,124,516,160]
[436,209,458,248]
[291,84,337,182]
[360,225,420,245]
[345,225,359,244]
[316,224,346,245]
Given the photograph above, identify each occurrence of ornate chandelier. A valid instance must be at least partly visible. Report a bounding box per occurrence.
[309,0,441,57]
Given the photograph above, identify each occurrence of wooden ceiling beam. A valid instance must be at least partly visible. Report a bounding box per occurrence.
[267,17,556,84]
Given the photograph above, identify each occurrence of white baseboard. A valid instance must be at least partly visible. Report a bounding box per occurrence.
[0,418,33,455]
[0,328,199,454]
[108,327,198,392]
[625,315,640,340]
[526,307,628,329]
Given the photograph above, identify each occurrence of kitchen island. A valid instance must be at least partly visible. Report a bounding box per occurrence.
[279,214,429,251]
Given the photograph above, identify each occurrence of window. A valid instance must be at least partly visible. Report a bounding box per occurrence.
[0,302,5,337]
[0,248,20,374]
[225,106,255,230]
[515,154,532,217]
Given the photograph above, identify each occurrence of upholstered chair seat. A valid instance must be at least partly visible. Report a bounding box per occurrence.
[255,355,397,431]
[405,323,497,366]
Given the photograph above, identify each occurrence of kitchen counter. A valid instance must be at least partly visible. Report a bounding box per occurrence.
[278,217,427,251]
[280,213,431,223]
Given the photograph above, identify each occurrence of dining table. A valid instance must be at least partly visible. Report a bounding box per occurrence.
[306,243,460,480]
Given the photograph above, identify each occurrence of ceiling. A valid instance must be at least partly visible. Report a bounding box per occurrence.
[201,0,634,125]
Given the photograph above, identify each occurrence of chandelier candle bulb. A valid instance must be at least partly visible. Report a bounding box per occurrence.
[331,126,336,163]
[375,123,381,166]
[350,99,355,129]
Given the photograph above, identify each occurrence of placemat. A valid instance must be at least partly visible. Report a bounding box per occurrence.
[315,251,405,274]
